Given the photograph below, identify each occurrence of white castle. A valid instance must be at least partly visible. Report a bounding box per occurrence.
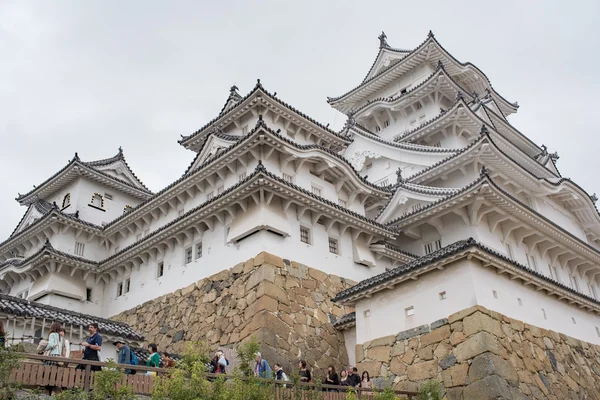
[1,31,599,362]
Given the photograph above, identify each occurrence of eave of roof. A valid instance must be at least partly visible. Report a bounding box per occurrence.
[179,81,351,150]
[16,153,152,205]
[332,312,356,330]
[328,32,517,114]
[0,293,143,340]
[332,238,600,309]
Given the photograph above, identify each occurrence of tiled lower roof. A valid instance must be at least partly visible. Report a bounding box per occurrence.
[0,293,144,341]
[332,238,600,307]
[332,312,356,330]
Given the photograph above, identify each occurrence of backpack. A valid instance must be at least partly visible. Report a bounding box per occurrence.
[130,352,138,366]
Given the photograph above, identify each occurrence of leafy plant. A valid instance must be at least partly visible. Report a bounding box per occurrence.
[53,389,88,400]
[236,336,260,377]
[91,360,135,400]
[0,348,22,400]
[345,388,358,400]
[374,387,398,400]
[417,380,442,400]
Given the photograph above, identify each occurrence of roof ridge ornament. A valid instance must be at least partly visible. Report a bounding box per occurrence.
[480,125,489,136]
[230,85,239,94]
[549,151,559,161]
[428,30,435,38]
[396,167,405,185]
[436,60,444,70]
[591,193,598,203]
[256,114,266,128]
[378,31,388,49]
[255,79,263,89]
[255,160,266,172]
[455,91,464,101]
[480,166,489,176]
[43,238,52,249]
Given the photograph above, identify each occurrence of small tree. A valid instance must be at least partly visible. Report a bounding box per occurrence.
[236,337,260,377]
[91,360,135,400]
[0,348,21,400]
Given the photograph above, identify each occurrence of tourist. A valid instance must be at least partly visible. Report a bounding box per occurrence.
[361,371,372,389]
[43,322,63,365]
[114,340,132,373]
[210,350,228,374]
[163,352,176,368]
[146,343,160,368]
[339,370,349,386]
[80,323,102,371]
[347,367,361,388]
[0,321,5,349]
[273,363,289,383]
[254,352,272,378]
[59,328,70,367]
[324,365,340,391]
[298,360,312,384]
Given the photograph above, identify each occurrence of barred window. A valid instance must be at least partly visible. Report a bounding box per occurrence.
[328,237,339,254]
[75,242,85,256]
[283,173,293,183]
[311,186,321,196]
[157,262,164,278]
[185,247,193,264]
[300,226,310,244]
[196,242,203,259]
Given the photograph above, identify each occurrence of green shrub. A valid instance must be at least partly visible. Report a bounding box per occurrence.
[417,380,442,400]
[236,337,260,377]
[0,348,22,400]
[53,389,88,400]
[91,361,135,400]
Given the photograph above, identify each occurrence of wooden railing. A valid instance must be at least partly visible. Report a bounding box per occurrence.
[9,353,418,399]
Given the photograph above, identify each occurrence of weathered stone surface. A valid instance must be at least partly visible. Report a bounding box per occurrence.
[368,335,396,348]
[357,361,383,378]
[463,375,512,400]
[441,363,468,387]
[430,318,448,330]
[420,325,450,347]
[389,356,407,376]
[469,352,518,383]
[111,252,354,376]
[463,311,503,337]
[407,360,437,381]
[368,346,391,362]
[396,324,429,340]
[455,331,500,362]
[439,354,457,370]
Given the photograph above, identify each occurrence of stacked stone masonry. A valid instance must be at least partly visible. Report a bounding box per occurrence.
[357,305,600,399]
[112,252,355,374]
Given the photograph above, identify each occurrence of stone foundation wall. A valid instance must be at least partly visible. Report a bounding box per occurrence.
[112,252,355,375]
[356,305,600,400]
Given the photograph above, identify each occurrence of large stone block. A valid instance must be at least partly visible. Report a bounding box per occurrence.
[389,356,407,376]
[420,325,451,347]
[441,363,468,387]
[463,311,503,337]
[468,352,518,384]
[463,375,513,400]
[396,324,429,341]
[368,334,397,348]
[407,360,438,381]
[256,281,290,305]
[454,332,500,362]
[243,295,278,320]
[368,346,391,363]
[357,361,383,378]
[245,264,276,291]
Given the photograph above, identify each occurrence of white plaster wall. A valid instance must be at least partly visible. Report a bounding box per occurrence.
[354,260,477,344]
[343,326,357,367]
[75,178,141,227]
[362,63,435,106]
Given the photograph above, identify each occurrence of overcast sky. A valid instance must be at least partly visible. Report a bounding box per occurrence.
[1,1,599,238]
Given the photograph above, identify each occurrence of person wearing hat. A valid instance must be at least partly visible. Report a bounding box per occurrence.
[114,340,133,374]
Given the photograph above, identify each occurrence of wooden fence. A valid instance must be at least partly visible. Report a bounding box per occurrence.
[9,353,418,399]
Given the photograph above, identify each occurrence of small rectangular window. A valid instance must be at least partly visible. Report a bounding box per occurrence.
[517,298,522,306]
[424,239,441,255]
[185,247,193,264]
[178,209,184,217]
[104,193,113,200]
[375,126,381,133]
[300,226,310,244]
[400,88,408,95]
[405,306,415,317]
[217,185,224,195]
[86,288,92,302]
[157,262,164,278]
[415,101,423,110]
[493,290,498,299]
[378,179,389,187]
[311,186,321,196]
[282,173,293,183]
[366,163,373,169]
[439,291,447,300]
[125,278,131,294]
[117,282,123,297]
[384,120,390,127]
[286,130,296,138]
[572,317,576,325]
[196,242,203,259]
[207,191,214,200]
[74,242,85,256]
[239,172,247,181]
[363,309,371,318]
[542,308,547,320]
[338,199,347,208]
[328,237,339,254]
